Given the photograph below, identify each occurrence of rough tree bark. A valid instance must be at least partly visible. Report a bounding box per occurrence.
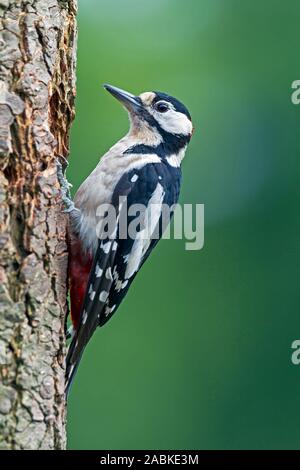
[0,0,77,449]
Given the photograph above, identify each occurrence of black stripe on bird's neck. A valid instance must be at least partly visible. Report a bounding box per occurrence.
[125,108,191,158]
[124,132,189,158]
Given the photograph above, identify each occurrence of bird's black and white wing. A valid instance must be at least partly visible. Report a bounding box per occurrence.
[66,161,181,392]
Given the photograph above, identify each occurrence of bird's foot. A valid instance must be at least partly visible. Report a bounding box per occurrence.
[56,159,76,213]
[57,154,69,173]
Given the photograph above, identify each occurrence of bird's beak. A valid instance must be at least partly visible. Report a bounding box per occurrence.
[103,84,142,114]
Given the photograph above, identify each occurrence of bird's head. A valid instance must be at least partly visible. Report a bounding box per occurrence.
[104,84,193,153]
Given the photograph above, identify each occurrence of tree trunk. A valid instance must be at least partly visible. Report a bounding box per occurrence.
[0,0,77,450]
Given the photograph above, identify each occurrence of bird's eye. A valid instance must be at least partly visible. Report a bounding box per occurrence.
[154,101,169,113]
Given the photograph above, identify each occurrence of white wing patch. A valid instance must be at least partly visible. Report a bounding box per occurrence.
[99,290,109,303]
[104,304,116,316]
[82,311,88,325]
[105,267,113,280]
[101,241,111,254]
[88,284,95,301]
[89,290,95,301]
[95,264,103,278]
[131,174,139,183]
[125,182,165,279]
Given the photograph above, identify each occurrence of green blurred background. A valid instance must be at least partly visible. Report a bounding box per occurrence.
[67,0,300,449]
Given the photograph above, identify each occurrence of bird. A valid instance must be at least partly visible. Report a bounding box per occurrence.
[57,84,194,394]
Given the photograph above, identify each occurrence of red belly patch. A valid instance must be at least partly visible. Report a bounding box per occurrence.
[69,239,93,330]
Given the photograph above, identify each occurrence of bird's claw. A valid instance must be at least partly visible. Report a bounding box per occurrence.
[57,154,69,173]
[62,202,76,213]
[56,159,75,213]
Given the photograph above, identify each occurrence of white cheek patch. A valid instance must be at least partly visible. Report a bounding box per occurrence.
[149,108,193,136]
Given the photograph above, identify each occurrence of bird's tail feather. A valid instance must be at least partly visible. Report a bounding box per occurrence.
[65,336,84,397]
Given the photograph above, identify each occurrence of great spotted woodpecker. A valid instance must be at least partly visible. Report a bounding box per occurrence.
[58,85,193,393]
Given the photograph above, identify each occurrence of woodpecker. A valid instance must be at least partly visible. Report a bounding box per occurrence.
[58,84,193,393]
